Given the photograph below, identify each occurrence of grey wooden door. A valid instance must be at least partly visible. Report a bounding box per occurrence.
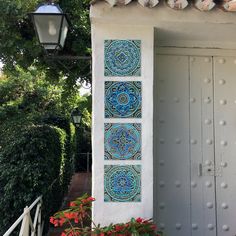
[155,54,236,236]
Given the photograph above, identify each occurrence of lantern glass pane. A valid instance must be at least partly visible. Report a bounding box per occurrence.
[60,17,69,48]
[34,14,63,50]
[73,116,81,125]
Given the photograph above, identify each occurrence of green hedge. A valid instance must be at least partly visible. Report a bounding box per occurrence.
[41,114,75,192]
[0,125,67,235]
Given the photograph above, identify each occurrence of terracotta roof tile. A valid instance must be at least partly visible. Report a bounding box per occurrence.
[91,0,159,8]
[91,0,236,11]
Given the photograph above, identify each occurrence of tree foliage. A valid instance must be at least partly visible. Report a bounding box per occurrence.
[0,64,91,234]
[0,63,92,161]
[0,65,91,117]
[0,0,91,88]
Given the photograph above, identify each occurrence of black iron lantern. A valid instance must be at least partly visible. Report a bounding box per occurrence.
[30,1,69,51]
[71,108,82,127]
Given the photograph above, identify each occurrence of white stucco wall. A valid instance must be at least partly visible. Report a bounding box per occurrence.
[90,1,236,227]
[91,23,154,225]
[91,2,236,49]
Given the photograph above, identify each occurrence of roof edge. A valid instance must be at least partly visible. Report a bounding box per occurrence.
[91,0,236,11]
[90,0,159,8]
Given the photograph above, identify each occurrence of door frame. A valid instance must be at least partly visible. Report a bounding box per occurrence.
[156,47,236,57]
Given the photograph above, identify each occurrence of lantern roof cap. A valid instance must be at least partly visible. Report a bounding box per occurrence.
[34,3,63,14]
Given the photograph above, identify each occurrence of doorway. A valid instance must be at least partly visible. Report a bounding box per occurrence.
[155,53,236,236]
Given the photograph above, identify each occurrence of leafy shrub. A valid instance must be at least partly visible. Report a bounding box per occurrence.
[0,125,67,235]
[41,114,76,192]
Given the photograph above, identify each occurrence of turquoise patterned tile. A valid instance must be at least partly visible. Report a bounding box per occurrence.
[104,40,141,77]
[104,165,141,202]
[104,123,141,160]
[105,81,142,118]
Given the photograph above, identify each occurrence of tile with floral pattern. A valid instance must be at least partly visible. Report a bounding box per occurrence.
[104,165,141,202]
[104,40,141,77]
[105,81,142,118]
[104,123,141,160]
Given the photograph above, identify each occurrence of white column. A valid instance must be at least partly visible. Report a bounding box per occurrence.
[92,23,154,225]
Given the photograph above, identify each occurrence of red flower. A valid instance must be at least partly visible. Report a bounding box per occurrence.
[59,217,66,226]
[53,219,59,227]
[151,224,157,230]
[69,202,77,207]
[115,225,124,232]
[64,212,77,219]
[136,217,143,223]
[87,197,95,201]
[61,233,66,236]
[50,217,55,224]
[125,223,130,227]
[50,217,61,227]
[81,197,95,204]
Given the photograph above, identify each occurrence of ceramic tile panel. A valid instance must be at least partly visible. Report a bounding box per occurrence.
[104,165,141,202]
[105,81,142,118]
[104,40,141,77]
[104,123,141,160]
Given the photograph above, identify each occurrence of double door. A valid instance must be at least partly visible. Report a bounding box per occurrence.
[155,55,236,236]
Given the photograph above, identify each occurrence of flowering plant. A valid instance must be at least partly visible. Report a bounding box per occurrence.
[50,194,163,236]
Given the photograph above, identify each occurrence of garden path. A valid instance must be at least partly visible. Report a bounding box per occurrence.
[48,172,92,236]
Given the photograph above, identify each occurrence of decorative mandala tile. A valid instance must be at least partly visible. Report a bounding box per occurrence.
[104,165,141,202]
[104,40,141,76]
[104,123,141,160]
[105,81,142,118]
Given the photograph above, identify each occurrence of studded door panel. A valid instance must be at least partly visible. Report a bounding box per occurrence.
[156,54,236,236]
[156,55,191,236]
[214,57,236,235]
[190,56,216,236]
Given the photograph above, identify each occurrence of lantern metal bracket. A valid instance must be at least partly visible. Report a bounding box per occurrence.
[44,54,92,89]
[45,55,92,61]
